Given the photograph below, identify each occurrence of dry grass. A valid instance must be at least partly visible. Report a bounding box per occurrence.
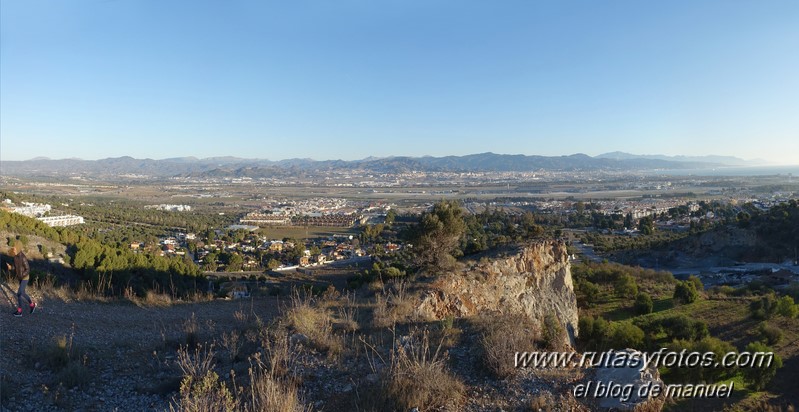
[242,353,311,412]
[172,344,236,412]
[385,328,465,411]
[541,313,568,351]
[183,313,200,347]
[372,281,417,328]
[477,312,540,379]
[260,328,297,379]
[220,331,242,364]
[334,291,360,333]
[284,290,344,357]
[358,327,465,411]
[29,325,91,389]
[171,341,311,412]
[145,290,176,306]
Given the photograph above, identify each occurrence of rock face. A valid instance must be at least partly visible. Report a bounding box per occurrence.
[416,240,579,346]
[589,349,665,411]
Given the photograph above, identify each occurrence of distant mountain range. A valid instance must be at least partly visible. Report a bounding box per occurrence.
[595,151,768,166]
[0,152,763,179]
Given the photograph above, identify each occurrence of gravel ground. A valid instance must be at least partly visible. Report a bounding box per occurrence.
[0,294,281,412]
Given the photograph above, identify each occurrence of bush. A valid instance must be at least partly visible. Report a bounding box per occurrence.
[614,274,638,300]
[577,279,601,307]
[372,281,416,328]
[673,280,698,305]
[758,322,783,345]
[659,315,708,341]
[741,342,782,391]
[687,275,704,292]
[30,331,91,388]
[666,337,737,384]
[775,295,798,318]
[634,292,653,315]
[750,295,778,320]
[541,313,568,351]
[578,315,611,351]
[285,292,343,357]
[692,337,737,383]
[608,322,645,349]
[478,313,539,378]
[244,352,309,412]
[361,328,465,411]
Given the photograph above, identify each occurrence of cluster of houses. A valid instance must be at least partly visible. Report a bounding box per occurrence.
[130,230,390,271]
[3,200,85,227]
[239,212,363,227]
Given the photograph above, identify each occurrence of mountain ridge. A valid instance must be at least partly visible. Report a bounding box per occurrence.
[0,152,756,178]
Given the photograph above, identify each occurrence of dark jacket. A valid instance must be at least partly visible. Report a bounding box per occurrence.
[13,252,30,281]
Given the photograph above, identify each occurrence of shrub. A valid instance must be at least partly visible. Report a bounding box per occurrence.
[382,329,465,411]
[687,275,704,292]
[775,295,798,318]
[750,295,778,320]
[182,313,201,347]
[692,337,737,383]
[757,322,783,345]
[673,280,698,305]
[172,344,236,412]
[660,315,708,341]
[614,274,638,300]
[577,279,601,307]
[666,338,738,384]
[285,291,343,357]
[478,312,539,378]
[541,313,568,351]
[608,322,645,349]
[244,367,309,412]
[30,329,91,388]
[578,315,611,351]
[244,352,310,412]
[372,281,416,328]
[633,292,653,315]
[741,341,782,391]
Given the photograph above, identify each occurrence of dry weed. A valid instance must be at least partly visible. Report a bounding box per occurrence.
[242,352,311,412]
[284,290,343,358]
[172,343,236,412]
[478,312,540,379]
[372,281,416,328]
[358,327,465,411]
[334,291,360,332]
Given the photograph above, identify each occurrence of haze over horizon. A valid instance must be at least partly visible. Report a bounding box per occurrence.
[2,1,798,164]
[7,151,778,166]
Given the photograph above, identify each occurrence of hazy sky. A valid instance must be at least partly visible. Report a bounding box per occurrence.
[1,1,798,164]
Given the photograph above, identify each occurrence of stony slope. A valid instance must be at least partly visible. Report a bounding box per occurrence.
[0,295,281,411]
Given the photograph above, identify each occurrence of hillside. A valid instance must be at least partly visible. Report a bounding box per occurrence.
[1,242,601,412]
[0,152,739,179]
[0,296,281,411]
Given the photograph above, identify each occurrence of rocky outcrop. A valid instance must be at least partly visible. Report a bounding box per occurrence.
[416,240,578,346]
[587,349,665,411]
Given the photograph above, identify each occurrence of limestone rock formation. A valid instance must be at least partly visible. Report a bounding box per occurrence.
[416,240,579,346]
[588,349,665,411]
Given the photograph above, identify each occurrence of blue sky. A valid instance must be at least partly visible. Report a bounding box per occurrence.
[2,0,798,164]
